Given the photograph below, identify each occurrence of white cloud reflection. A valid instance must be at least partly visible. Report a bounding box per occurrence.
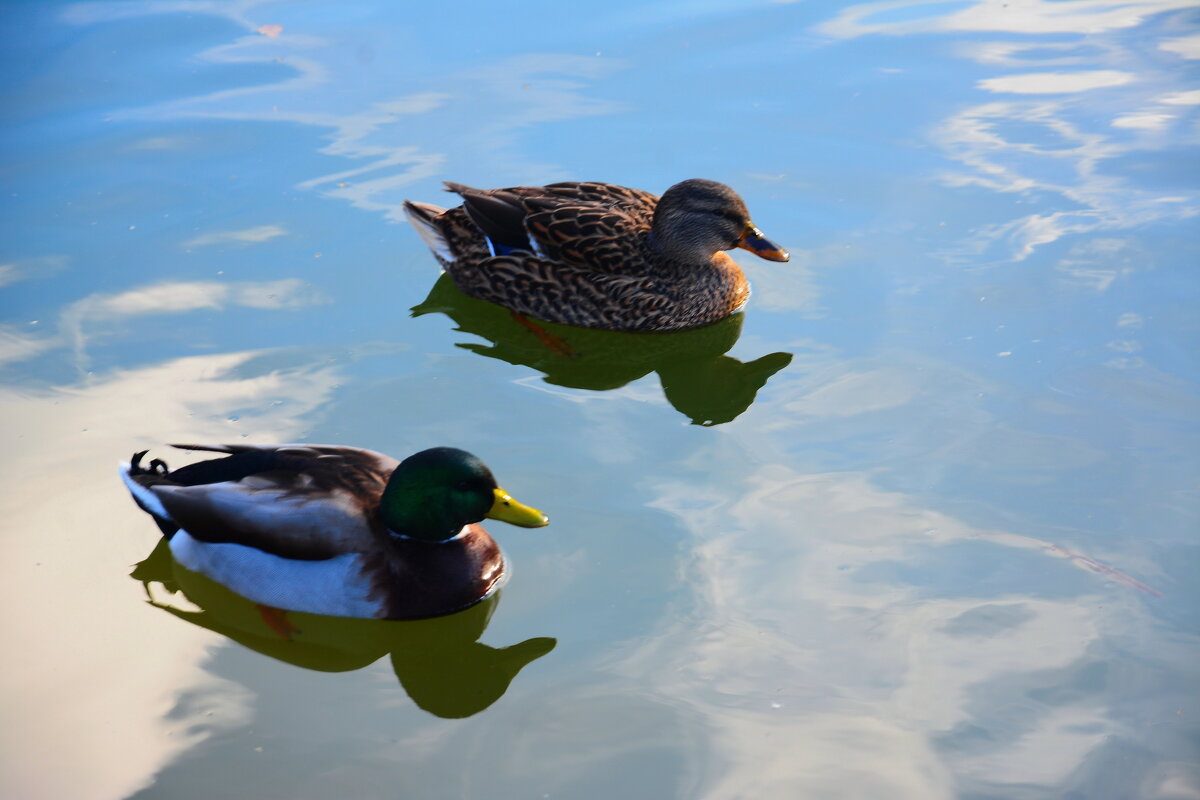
[935,94,1198,262]
[1158,89,1200,105]
[127,135,193,150]
[978,70,1134,94]
[819,0,1197,38]
[1111,112,1174,130]
[61,0,269,28]
[73,3,627,224]
[1159,32,1200,59]
[622,454,1152,797]
[248,51,625,222]
[1055,237,1135,291]
[0,326,58,366]
[182,224,288,248]
[0,278,326,374]
[54,279,327,369]
[784,365,922,416]
[737,245,831,314]
[290,97,450,221]
[494,342,1174,797]
[0,255,69,288]
[0,349,340,800]
[964,40,1117,67]
[820,0,1199,263]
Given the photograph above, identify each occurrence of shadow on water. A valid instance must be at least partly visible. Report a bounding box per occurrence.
[131,538,556,719]
[412,274,793,425]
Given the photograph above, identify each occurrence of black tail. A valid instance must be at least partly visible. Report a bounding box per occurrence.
[129,450,170,476]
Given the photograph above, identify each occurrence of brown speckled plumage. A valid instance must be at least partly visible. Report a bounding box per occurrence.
[404,179,789,332]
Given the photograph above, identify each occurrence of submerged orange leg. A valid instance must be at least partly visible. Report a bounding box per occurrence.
[257,605,302,639]
[510,312,577,359]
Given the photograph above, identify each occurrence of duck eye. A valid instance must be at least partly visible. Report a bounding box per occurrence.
[455,480,472,490]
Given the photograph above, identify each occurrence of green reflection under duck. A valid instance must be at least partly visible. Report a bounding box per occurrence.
[404,178,789,331]
[132,538,555,718]
[413,273,793,425]
[120,444,548,620]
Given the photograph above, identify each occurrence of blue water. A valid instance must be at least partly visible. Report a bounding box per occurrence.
[2,2,1197,798]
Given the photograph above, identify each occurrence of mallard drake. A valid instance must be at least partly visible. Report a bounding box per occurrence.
[403,178,789,331]
[120,444,549,619]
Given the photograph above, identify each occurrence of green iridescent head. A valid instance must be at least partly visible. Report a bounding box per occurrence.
[379,447,548,541]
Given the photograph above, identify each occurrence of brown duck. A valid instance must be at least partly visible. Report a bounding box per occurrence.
[403,179,789,331]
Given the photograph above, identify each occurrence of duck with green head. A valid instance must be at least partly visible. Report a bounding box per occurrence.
[404,178,790,331]
[120,443,548,619]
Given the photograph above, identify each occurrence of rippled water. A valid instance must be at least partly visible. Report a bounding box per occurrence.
[2,2,1198,798]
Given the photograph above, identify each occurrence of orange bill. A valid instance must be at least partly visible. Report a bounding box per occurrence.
[737,223,790,262]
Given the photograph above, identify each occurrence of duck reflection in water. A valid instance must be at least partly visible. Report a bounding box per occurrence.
[413,274,793,426]
[132,538,555,719]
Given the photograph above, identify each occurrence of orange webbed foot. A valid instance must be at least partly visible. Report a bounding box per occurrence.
[257,605,302,639]
[511,312,578,359]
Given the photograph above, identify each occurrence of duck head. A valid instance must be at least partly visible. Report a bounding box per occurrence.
[650,179,790,265]
[380,447,548,541]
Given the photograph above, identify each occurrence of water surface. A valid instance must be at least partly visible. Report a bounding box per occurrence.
[2,2,1198,798]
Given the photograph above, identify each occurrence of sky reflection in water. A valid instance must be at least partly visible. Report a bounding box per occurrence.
[1,1,1197,798]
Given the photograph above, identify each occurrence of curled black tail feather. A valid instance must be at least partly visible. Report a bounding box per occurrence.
[130,450,170,476]
[131,445,283,485]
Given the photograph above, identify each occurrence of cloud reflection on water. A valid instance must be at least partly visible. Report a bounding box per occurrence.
[2,278,326,371]
[49,279,326,370]
[629,458,1151,797]
[290,51,629,221]
[819,0,1196,37]
[70,2,630,224]
[60,1,268,28]
[533,334,1178,796]
[1159,32,1200,58]
[182,224,288,248]
[935,96,1197,262]
[822,0,1199,263]
[13,2,1194,796]
[978,70,1135,94]
[0,348,341,800]
[0,255,69,288]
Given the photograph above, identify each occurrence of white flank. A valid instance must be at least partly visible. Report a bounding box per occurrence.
[169,530,382,618]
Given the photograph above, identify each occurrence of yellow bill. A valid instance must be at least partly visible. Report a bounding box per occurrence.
[487,488,550,527]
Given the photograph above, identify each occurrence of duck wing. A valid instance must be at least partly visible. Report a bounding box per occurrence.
[446,182,652,275]
[126,445,398,560]
[540,181,659,219]
[521,200,650,274]
[449,181,657,222]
